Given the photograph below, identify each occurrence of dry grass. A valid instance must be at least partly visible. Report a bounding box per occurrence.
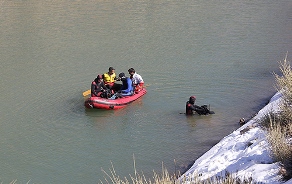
[265,119,292,180]
[263,53,292,180]
[179,171,256,184]
[99,160,175,184]
[100,167,258,184]
[274,53,292,124]
[99,159,257,184]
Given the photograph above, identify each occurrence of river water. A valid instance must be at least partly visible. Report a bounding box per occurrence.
[0,0,291,183]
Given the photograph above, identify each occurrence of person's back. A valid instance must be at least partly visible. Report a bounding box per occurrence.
[132,73,143,85]
[119,73,134,96]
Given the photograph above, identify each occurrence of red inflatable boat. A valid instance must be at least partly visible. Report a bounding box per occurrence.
[84,88,147,110]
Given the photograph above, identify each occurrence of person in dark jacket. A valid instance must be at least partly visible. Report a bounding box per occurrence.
[91,74,107,97]
[186,96,210,115]
[118,72,134,96]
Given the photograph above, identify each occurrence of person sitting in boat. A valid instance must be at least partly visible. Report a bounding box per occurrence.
[118,72,134,96]
[103,67,116,88]
[91,74,107,97]
[128,68,144,93]
[186,96,210,115]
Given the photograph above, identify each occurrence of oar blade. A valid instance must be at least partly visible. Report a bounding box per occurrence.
[83,89,91,97]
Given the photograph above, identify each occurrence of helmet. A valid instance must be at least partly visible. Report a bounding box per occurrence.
[189,96,196,100]
[189,96,196,104]
[119,72,125,78]
[97,74,103,79]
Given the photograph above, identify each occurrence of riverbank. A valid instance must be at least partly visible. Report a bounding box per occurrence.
[100,90,292,184]
[180,90,292,183]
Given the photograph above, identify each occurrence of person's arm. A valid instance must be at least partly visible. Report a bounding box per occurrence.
[188,104,197,111]
[112,73,116,82]
[101,82,107,91]
[194,105,202,110]
[137,74,144,84]
[188,104,203,111]
[133,74,143,85]
[193,105,208,115]
[91,82,98,96]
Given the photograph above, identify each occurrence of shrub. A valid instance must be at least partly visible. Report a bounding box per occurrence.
[274,53,292,124]
[266,53,292,180]
[100,161,175,184]
[266,120,292,180]
[100,161,258,184]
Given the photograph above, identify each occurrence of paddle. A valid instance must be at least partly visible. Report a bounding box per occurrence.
[82,89,91,97]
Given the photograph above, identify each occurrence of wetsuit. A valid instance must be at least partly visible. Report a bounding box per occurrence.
[186,101,210,115]
[91,79,107,97]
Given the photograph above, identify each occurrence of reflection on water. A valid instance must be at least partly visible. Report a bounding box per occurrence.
[0,0,291,183]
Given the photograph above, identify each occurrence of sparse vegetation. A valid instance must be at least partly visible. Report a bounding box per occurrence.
[99,158,257,184]
[179,171,257,184]
[262,53,292,181]
[266,120,292,180]
[274,53,292,124]
[99,159,175,184]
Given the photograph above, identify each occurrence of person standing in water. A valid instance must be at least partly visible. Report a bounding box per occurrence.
[186,96,211,115]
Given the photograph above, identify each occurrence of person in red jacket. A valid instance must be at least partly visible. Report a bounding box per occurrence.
[186,96,211,115]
